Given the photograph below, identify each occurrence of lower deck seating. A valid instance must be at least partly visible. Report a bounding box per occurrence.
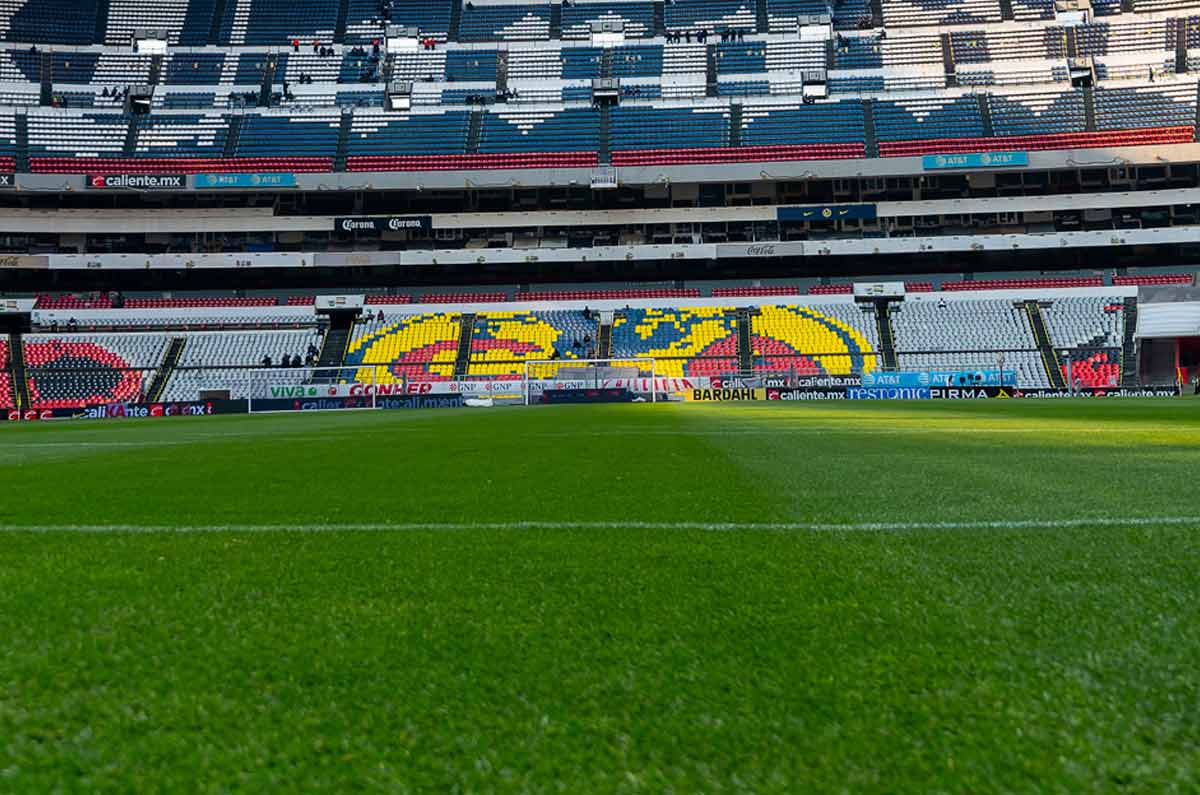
[891,298,1047,387]
[1061,350,1121,388]
[750,304,879,375]
[344,312,462,384]
[611,306,741,377]
[22,333,170,408]
[159,329,322,401]
[1042,296,1125,354]
[467,311,599,379]
[9,291,1141,395]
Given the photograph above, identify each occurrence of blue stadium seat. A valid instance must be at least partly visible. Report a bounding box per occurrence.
[831,34,882,69]
[664,0,756,30]
[561,2,655,39]
[610,44,664,77]
[458,3,551,42]
[216,0,338,45]
[715,42,767,74]
[0,0,99,45]
[235,113,341,157]
[132,113,229,157]
[446,49,498,81]
[233,52,271,84]
[47,52,98,84]
[478,108,600,152]
[1094,84,1197,131]
[873,96,985,140]
[104,0,219,46]
[345,110,471,155]
[741,101,866,144]
[609,106,731,150]
[562,47,602,79]
[162,52,226,85]
[718,80,770,96]
[345,0,453,43]
[989,90,1086,135]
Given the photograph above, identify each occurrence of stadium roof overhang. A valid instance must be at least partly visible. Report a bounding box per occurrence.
[1136,301,1200,339]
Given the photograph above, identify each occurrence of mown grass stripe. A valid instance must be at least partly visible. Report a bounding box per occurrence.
[0,517,1195,533]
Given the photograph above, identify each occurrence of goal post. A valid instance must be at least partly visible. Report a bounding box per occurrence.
[522,358,658,405]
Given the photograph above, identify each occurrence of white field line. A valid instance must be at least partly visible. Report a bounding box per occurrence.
[0,517,1197,533]
[6,424,1197,448]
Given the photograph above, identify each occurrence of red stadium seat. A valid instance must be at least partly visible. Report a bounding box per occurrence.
[30,157,333,174]
[346,152,599,172]
[879,127,1195,158]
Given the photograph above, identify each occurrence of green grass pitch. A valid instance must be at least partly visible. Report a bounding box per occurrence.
[1,400,1199,792]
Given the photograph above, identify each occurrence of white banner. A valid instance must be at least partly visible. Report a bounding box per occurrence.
[271,377,708,399]
[527,377,706,394]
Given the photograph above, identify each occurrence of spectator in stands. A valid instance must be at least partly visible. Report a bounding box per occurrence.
[937,297,947,310]
[313,41,320,54]
[67,317,77,331]
[262,354,273,367]
[292,39,299,52]
[307,343,318,359]
[293,355,303,368]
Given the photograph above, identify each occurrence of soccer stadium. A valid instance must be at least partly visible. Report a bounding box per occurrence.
[1,0,1200,789]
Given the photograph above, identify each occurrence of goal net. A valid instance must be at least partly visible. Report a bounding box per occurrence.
[522,358,658,405]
